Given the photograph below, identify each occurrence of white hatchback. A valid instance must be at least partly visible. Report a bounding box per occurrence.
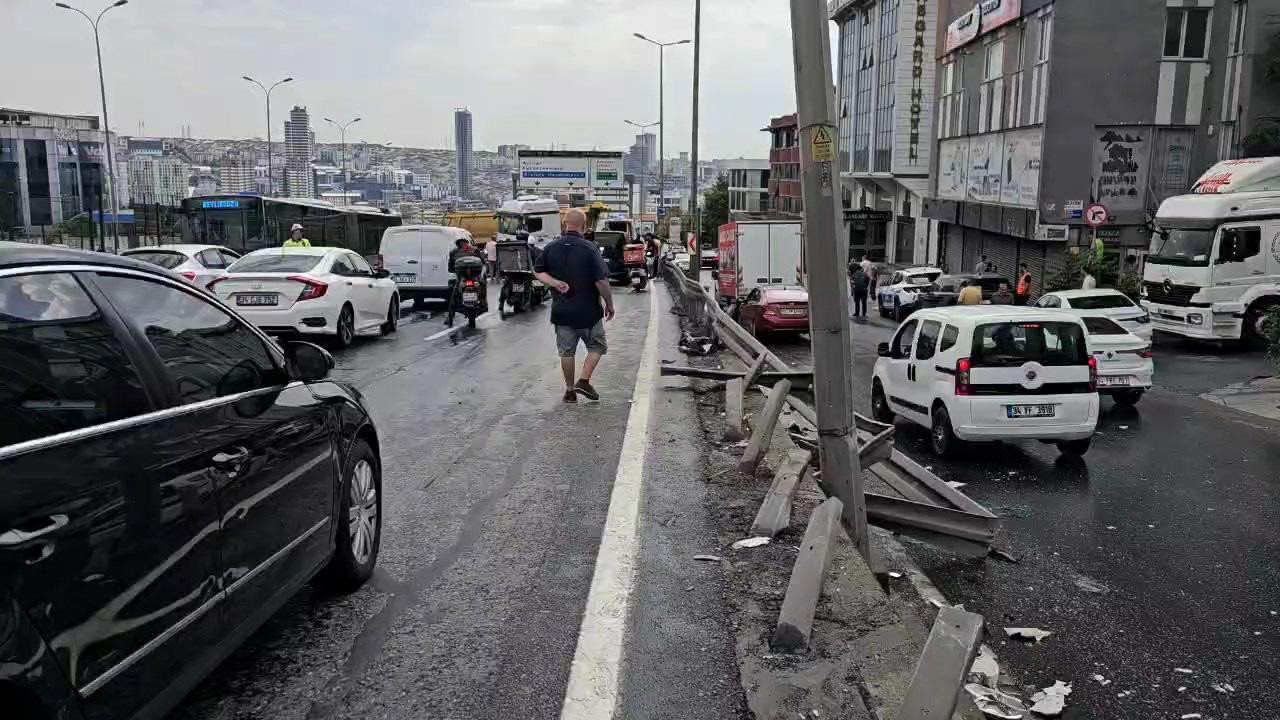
[1079,315,1153,406]
[211,247,400,347]
[1035,289,1152,341]
[872,306,1100,457]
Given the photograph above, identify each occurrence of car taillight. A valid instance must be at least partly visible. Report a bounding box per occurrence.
[763,305,778,316]
[206,276,227,291]
[1088,356,1099,391]
[464,279,477,288]
[1138,346,1153,359]
[180,271,197,282]
[289,275,328,301]
[955,358,972,396]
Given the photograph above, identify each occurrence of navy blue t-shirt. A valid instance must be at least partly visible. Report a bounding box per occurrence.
[535,231,608,329]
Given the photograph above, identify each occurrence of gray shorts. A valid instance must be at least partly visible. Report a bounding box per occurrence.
[555,321,607,357]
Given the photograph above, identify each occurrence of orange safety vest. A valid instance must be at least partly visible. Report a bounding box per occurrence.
[1016,271,1031,296]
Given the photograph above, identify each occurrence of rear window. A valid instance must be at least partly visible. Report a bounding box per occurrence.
[1069,294,1134,310]
[229,254,324,273]
[123,250,187,269]
[971,321,1088,367]
[1082,316,1129,335]
[976,277,1010,293]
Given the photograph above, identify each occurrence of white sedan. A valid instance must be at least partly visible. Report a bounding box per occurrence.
[120,244,241,289]
[210,247,400,347]
[1079,315,1154,406]
[876,266,943,319]
[1035,289,1152,340]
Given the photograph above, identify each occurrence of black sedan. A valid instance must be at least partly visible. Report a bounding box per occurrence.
[0,242,383,720]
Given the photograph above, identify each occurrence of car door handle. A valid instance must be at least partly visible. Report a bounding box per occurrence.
[406,260,419,264]
[0,514,69,547]
[1251,270,1264,275]
[212,447,250,466]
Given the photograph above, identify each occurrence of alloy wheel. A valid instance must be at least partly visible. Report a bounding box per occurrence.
[348,459,378,566]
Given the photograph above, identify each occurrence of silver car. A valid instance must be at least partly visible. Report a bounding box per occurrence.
[120,244,241,289]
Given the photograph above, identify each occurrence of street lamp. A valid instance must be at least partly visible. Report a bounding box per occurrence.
[323,117,361,193]
[633,33,689,238]
[56,0,128,249]
[625,119,660,223]
[243,75,292,197]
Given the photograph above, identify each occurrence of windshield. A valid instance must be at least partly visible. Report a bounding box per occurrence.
[971,321,1088,367]
[1082,316,1129,335]
[123,250,188,269]
[498,214,522,235]
[229,253,324,274]
[1148,228,1214,266]
[1071,294,1134,310]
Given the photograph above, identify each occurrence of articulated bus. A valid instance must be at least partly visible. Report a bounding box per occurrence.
[178,195,401,256]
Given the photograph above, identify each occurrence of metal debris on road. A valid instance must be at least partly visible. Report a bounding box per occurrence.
[989,547,1019,563]
[946,480,967,489]
[1174,667,1195,674]
[1029,680,1072,716]
[1211,682,1235,693]
[968,647,1000,688]
[1181,714,1203,719]
[964,683,1027,719]
[887,571,902,578]
[1003,627,1053,643]
[1091,673,1111,686]
[694,554,724,562]
[731,536,771,550]
[1073,575,1107,594]
[1106,525,1117,530]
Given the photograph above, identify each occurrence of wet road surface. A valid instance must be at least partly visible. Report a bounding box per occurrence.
[170,283,747,719]
[769,312,1280,719]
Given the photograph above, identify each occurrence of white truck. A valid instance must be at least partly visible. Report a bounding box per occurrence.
[496,196,562,250]
[1143,157,1280,344]
[717,220,803,301]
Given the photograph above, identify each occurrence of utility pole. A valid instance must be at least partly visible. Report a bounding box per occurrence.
[243,75,292,197]
[788,0,869,562]
[686,0,702,281]
[625,119,660,231]
[633,33,689,239]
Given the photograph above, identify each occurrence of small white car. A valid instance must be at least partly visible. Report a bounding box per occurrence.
[1035,289,1152,341]
[120,244,241,289]
[872,306,1100,457]
[210,247,400,347]
[876,266,943,320]
[673,251,692,272]
[1079,315,1153,406]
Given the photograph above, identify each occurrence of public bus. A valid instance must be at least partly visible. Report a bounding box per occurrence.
[177,195,402,256]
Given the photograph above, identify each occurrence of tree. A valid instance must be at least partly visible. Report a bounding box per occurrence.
[699,174,729,251]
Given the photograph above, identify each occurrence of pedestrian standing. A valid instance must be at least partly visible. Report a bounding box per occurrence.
[1081,270,1098,290]
[283,223,311,248]
[534,208,616,404]
[1015,262,1033,306]
[485,238,499,282]
[973,254,989,276]
[850,265,870,319]
[957,280,983,305]
[990,282,1014,305]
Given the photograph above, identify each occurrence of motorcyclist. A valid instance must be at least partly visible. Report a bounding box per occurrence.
[445,237,483,327]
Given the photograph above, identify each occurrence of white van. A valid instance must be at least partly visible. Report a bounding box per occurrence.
[380,224,473,306]
[872,306,1100,457]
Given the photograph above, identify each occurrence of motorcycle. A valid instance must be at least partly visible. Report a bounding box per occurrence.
[496,233,547,318]
[449,255,488,329]
[623,241,648,291]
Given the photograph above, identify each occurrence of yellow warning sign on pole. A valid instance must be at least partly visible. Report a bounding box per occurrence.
[810,126,835,163]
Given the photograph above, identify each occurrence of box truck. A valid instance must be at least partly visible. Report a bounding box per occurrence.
[717,220,803,301]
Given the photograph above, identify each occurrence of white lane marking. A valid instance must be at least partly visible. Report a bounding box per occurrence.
[559,288,659,720]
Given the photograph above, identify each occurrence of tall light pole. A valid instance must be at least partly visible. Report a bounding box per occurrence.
[633,33,689,239]
[323,116,361,194]
[243,75,292,197]
[688,0,703,280]
[56,0,127,249]
[625,119,660,225]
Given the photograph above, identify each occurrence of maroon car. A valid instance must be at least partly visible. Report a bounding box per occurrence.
[740,285,810,337]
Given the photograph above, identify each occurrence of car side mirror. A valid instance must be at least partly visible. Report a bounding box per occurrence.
[517,231,530,242]
[285,341,333,382]
[877,342,892,358]
[374,268,391,279]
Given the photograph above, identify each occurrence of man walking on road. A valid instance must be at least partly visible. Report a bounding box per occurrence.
[534,208,615,404]
[849,264,870,320]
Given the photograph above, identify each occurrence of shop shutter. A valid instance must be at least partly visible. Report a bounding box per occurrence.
[984,235,1019,281]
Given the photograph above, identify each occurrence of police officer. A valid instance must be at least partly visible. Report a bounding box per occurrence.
[284,223,311,247]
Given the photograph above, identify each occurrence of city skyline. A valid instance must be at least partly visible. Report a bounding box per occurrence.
[2,0,806,159]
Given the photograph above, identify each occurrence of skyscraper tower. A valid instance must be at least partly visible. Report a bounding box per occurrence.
[284,105,315,198]
[454,108,473,199]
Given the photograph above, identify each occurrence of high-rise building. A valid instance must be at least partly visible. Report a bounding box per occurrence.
[766,114,802,216]
[128,154,191,206]
[454,108,473,198]
[284,106,315,198]
[721,159,771,214]
[626,133,657,176]
[219,162,257,194]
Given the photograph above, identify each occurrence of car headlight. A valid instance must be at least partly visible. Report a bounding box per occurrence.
[1188,313,1204,325]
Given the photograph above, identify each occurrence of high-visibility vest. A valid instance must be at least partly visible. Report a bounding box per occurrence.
[1017,271,1031,295]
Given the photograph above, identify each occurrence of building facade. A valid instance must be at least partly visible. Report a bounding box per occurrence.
[218,162,257,194]
[284,106,315,199]
[924,0,1276,296]
[0,107,125,235]
[831,0,941,265]
[128,154,191,206]
[722,159,771,214]
[766,114,803,216]
[626,133,657,177]
[454,108,474,199]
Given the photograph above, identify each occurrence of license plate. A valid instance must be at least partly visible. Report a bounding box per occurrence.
[1007,404,1056,418]
[780,308,806,316]
[391,273,416,283]
[1097,376,1131,387]
[462,291,479,303]
[511,283,525,292]
[236,294,278,306]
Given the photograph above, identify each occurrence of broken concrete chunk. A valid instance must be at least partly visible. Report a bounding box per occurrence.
[964,683,1027,719]
[1029,680,1072,716]
[1173,667,1194,674]
[731,536,771,550]
[1003,627,1053,643]
[1090,674,1111,687]
[1180,715,1203,719]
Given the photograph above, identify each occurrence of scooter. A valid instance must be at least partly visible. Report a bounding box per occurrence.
[496,233,547,318]
[450,255,488,329]
[623,241,648,292]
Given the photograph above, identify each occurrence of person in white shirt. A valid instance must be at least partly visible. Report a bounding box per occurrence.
[1081,271,1097,289]
[485,239,499,282]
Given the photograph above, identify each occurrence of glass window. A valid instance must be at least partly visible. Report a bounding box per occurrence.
[330,255,355,276]
[1069,294,1136,310]
[1165,8,1211,59]
[939,325,959,353]
[893,319,918,358]
[527,216,544,233]
[915,321,941,360]
[123,250,188,270]
[95,275,282,404]
[347,252,373,275]
[1218,227,1261,263]
[229,253,324,273]
[971,321,1088,367]
[197,249,228,269]
[1082,316,1129,335]
[24,140,52,226]
[0,272,148,447]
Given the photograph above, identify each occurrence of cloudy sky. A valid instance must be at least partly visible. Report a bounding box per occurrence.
[3,0,828,159]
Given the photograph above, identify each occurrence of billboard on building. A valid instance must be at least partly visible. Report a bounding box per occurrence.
[967,133,1003,204]
[999,127,1043,208]
[943,6,981,54]
[978,0,1022,34]
[517,150,625,191]
[937,137,969,201]
[590,156,622,188]
[1093,126,1151,212]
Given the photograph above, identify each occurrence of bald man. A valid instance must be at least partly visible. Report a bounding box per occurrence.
[534,208,615,403]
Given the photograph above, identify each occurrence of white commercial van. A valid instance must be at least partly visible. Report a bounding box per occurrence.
[716,220,803,301]
[380,224,474,306]
[497,196,562,250]
[1143,157,1280,344]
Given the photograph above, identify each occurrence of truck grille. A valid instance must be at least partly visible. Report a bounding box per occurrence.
[1143,281,1199,307]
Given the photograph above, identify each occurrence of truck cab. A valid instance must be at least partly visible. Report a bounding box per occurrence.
[1143,158,1280,343]
[497,196,562,250]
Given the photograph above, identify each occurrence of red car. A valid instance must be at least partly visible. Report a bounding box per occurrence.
[740,285,810,337]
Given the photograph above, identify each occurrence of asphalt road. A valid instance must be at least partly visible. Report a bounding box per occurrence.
[170,283,748,720]
[767,310,1280,719]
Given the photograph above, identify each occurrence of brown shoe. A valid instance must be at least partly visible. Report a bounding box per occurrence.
[574,379,600,401]
[563,390,578,404]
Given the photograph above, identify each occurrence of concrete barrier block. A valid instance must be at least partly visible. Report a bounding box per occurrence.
[898,605,984,720]
[724,378,746,443]
[771,496,842,652]
[739,379,792,474]
[750,450,812,537]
